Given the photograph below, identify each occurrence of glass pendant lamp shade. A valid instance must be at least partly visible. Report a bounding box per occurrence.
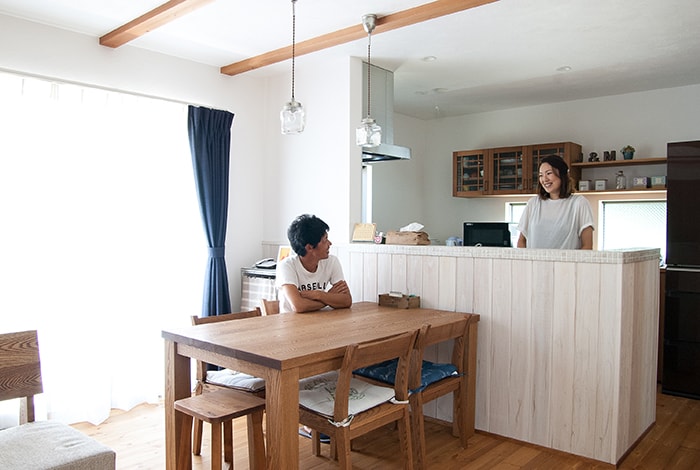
[281,100,305,134]
[357,14,381,148]
[356,117,381,147]
[281,0,305,134]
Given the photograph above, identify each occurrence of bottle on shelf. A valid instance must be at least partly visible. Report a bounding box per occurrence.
[616,170,626,190]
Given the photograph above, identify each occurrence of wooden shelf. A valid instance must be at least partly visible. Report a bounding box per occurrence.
[571,157,666,168]
[578,188,666,195]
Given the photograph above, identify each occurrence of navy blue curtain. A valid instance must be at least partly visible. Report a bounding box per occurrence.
[187,105,234,317]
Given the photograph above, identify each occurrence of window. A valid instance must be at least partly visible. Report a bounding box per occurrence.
[601,200,666,263]
[507,202,526,247]
[0,71,204,426]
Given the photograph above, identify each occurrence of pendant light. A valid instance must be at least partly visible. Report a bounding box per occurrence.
[356,14,381,148]
[280,0,305,134]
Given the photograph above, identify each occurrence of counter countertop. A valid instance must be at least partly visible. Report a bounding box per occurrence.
[340,243,660,264]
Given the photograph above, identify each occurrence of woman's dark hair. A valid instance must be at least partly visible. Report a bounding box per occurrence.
[287,214,330,257]
[537,154,573,199]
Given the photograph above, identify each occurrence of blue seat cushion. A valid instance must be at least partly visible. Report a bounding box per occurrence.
[354,359,459,393]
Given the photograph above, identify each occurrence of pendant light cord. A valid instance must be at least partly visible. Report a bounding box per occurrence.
[366,30,372,118]
[291,0,297,102]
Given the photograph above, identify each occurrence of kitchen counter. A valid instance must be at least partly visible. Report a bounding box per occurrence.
[333,243,660,465]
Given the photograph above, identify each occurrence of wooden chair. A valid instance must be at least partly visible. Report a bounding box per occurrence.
[175,388,266,470]
[297,329,420,470]
[259,298,279,315]
[0,330,116,469]
[354,316,477,470]
[189,310,267,465]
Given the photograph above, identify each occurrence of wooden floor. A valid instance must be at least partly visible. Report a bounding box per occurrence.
[72,387,700,469]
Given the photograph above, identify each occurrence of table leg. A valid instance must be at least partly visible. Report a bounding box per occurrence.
[164,340,193,470]
[264,368,300,470]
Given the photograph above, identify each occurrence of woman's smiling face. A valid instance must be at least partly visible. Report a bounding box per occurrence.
[538,162,562,199]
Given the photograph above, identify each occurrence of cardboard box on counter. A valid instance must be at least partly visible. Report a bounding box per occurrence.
[385,231,430,245]
[378,294,421,309]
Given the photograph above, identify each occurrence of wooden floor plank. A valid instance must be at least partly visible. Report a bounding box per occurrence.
[71,388,700,469]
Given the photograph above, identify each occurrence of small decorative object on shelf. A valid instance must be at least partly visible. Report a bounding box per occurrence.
[588,152,599,162]
[621,145,635,160]
[651,176,667,188]
[616,170,626,189]
[632,176,651,188]
[604,151,612,161]
[595,179,607,190]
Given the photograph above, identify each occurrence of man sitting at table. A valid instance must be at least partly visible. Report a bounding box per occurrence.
[276,214,352,313]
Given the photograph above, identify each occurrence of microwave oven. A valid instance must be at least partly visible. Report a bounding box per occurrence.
[463,222,511,247]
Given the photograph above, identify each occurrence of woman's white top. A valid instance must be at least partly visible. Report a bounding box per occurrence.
[517,194,594,249]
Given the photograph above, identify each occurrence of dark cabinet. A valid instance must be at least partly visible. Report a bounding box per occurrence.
[453,142,581,197]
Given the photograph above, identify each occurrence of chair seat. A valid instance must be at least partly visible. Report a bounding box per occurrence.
[206,368,265,392]
[354,359,458,392]
[0,420,115,470]
[299,370,396,419]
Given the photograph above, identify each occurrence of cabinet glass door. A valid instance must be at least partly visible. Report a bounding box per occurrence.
[454,151,487,194]
[491,148,524,193]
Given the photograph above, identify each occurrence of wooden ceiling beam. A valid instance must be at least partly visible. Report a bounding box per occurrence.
[220,0,498,76]
[99,0,215,48]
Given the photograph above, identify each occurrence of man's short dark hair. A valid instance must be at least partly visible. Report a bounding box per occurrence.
[287,214,330,257]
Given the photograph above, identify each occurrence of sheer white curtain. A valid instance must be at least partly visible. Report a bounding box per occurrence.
[0,72,205,426]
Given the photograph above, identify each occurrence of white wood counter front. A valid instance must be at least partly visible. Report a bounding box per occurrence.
[332,244,660,465]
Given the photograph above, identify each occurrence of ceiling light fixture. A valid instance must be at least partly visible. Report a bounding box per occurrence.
[356,14,381,148]
[280,0,305,134]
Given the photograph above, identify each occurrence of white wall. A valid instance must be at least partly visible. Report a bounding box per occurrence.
[376,84,700,243]
[369,113,428,235]
[261,56,363,247]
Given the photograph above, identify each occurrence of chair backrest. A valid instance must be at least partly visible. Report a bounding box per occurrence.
[0,330,43,424]
[190,309,262,380]
[260,298,280,315]
[334,329,419,421]
[190,308,262,326]
[409,318,470,391]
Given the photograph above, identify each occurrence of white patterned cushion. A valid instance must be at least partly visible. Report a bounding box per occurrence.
[299,370,396,419]
[206,369,265,392]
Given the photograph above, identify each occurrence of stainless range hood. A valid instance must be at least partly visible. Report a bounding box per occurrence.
[361,63,412,163]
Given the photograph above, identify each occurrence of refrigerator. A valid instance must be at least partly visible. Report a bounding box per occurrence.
[663,140,700,399]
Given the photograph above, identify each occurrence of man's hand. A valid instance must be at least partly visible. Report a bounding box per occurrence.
[328,280,350,295]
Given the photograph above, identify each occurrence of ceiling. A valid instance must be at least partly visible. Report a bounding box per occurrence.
[1,0,699,120]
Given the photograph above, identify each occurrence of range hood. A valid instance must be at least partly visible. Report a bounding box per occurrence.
[361,63,412,163]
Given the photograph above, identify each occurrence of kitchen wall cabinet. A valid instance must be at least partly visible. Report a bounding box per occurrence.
[453,142,582,197]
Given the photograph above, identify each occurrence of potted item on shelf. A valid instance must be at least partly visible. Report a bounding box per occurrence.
[621,145,635,160]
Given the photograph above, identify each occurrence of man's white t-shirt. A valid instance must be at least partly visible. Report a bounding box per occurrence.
[275,254,346,313]
[517,194,594,249]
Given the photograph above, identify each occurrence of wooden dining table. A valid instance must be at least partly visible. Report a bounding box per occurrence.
[162,302,479,470]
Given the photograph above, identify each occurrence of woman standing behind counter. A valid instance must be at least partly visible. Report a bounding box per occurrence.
[517,155,594,249]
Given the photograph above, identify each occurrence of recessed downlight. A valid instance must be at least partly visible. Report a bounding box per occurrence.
[421,56,437,62]
[556,65,572,72]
